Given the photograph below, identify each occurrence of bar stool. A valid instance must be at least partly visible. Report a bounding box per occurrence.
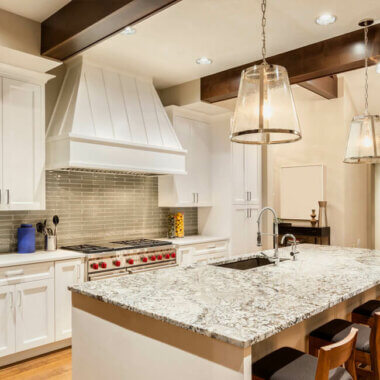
[309,312,380,379]
[352,300,380,325]
[252,328,357,380]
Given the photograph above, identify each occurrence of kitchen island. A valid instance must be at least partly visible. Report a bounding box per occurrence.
[70,245,380,380]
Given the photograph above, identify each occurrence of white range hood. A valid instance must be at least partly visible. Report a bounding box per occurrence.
[46,57,186,175]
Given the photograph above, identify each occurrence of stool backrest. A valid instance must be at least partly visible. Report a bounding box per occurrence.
[369,312,380,379]
[315,327,358,380]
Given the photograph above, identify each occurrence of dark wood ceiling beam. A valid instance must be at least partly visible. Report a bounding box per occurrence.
[201,23,380,103]
[41,0,181,61]
[298,75,338,99]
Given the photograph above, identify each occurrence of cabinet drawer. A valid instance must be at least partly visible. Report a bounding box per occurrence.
[0,262,54,286]
[192,240,229,256]
[193,251,227,263]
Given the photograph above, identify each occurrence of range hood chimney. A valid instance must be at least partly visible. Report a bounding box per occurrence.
[46,57,186,175]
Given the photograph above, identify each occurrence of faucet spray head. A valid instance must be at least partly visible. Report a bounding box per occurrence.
[257,232,262,247]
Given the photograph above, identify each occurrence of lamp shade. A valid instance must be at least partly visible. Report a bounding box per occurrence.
[344,114,380,163]
[230,63,301,144]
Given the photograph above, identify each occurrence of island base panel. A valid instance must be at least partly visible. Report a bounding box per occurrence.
[71,293,252,380]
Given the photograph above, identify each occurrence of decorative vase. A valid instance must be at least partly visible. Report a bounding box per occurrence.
[175,213,184,238]
[168,214,176,238]
[317,201,328,227]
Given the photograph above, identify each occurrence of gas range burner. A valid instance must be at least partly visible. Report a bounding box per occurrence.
[61,244,115,254]
[111,239,172,249]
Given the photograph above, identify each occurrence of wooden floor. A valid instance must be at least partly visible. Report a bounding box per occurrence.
[0,348,72,380]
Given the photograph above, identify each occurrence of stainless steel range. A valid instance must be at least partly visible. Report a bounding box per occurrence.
[62,239,177,281]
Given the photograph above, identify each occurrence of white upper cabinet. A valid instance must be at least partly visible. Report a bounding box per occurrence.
[2,78,45,210]
[232,143,261,206]
[159,108,212,207]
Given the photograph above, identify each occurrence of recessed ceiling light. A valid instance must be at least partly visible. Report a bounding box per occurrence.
[121,26,136,35]
[376,62,380,74]
[196,57,213,65]
[315,14,337,26]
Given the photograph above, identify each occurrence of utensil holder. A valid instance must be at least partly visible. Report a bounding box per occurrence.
[45,235,57,251]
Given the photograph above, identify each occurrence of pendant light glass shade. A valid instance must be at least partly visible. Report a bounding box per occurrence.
[344,114,380,163]
[230,63,302,144]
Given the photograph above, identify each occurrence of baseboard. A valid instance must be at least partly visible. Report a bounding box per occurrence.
[0,339,71,367]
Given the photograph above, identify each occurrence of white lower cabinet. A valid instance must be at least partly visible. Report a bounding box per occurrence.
[0,259,84,360]
[55,259,83,340]
[15,279,54,352]
[0,285,15,357]
[231,206,260,256]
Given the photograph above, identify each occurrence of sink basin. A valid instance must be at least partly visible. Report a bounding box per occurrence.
[213,257,288,270]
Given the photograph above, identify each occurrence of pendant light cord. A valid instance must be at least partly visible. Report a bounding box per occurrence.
[364,26,369,115]
[261,0,267,64]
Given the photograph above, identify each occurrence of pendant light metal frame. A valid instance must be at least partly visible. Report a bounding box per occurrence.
[230,0,302,145]
[344,18,380,164]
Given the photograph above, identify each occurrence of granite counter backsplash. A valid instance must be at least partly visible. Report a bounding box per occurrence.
[0,171,198,252]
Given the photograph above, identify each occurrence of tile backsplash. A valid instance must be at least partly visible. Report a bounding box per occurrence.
[0,171,198,253]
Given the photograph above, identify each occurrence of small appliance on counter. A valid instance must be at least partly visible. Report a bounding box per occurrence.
[17,224,36,253]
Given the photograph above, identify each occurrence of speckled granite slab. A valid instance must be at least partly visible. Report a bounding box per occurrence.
[70,245,380,348]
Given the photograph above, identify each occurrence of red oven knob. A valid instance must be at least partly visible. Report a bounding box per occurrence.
[171,252,176,258]
[142,257,148,263]
[113,260,121,267]
[165,254,170,259]
[92,263,99,270]
[157,255,163,260]
[100,262,107,269]
[128,259,134,265]
[150,255,156,261]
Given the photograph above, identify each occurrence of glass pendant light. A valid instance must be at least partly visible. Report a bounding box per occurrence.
[230,0,302,144]
[344,19,380,164]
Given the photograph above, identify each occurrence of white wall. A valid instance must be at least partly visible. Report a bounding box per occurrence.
[0,9,40,55]
[265,81,370,247]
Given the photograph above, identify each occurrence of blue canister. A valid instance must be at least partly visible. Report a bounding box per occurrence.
[17,224,36,253]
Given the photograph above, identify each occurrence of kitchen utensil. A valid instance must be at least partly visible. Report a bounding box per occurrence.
[36,222,45,235]
[53,215,59,236]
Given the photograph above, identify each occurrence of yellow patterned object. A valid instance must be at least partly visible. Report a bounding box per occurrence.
[175,212,184,238]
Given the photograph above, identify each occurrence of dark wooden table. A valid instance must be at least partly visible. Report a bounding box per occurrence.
[279,224,330,246]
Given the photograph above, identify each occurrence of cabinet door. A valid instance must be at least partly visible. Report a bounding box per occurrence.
[230,206,249,255]
[55,260,83,341]
[0,285,15,357]
[172,116,195,206]
[231,143,247,205]
[191,120,212,206]
[2,78,44,210]
[15,279,54,352]
[245,145,261,205]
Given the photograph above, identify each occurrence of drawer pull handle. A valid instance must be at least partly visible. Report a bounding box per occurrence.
[207,245,217,249]
[5,269,24,277]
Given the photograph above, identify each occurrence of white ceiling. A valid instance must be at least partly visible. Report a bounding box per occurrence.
[0,0,71,22]
[82,0,380,89]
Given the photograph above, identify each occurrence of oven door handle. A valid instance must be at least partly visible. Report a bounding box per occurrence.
[128,263,178,274]
[88,269,127,281]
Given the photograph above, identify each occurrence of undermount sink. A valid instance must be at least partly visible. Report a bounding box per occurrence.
[213,257,288,270]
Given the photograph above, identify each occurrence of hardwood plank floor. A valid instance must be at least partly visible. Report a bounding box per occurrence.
[0,348,72,380]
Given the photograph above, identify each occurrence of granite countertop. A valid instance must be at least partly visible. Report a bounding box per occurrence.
[0,249,85,267]
[70,244,380,348]
[159,235,229,246]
